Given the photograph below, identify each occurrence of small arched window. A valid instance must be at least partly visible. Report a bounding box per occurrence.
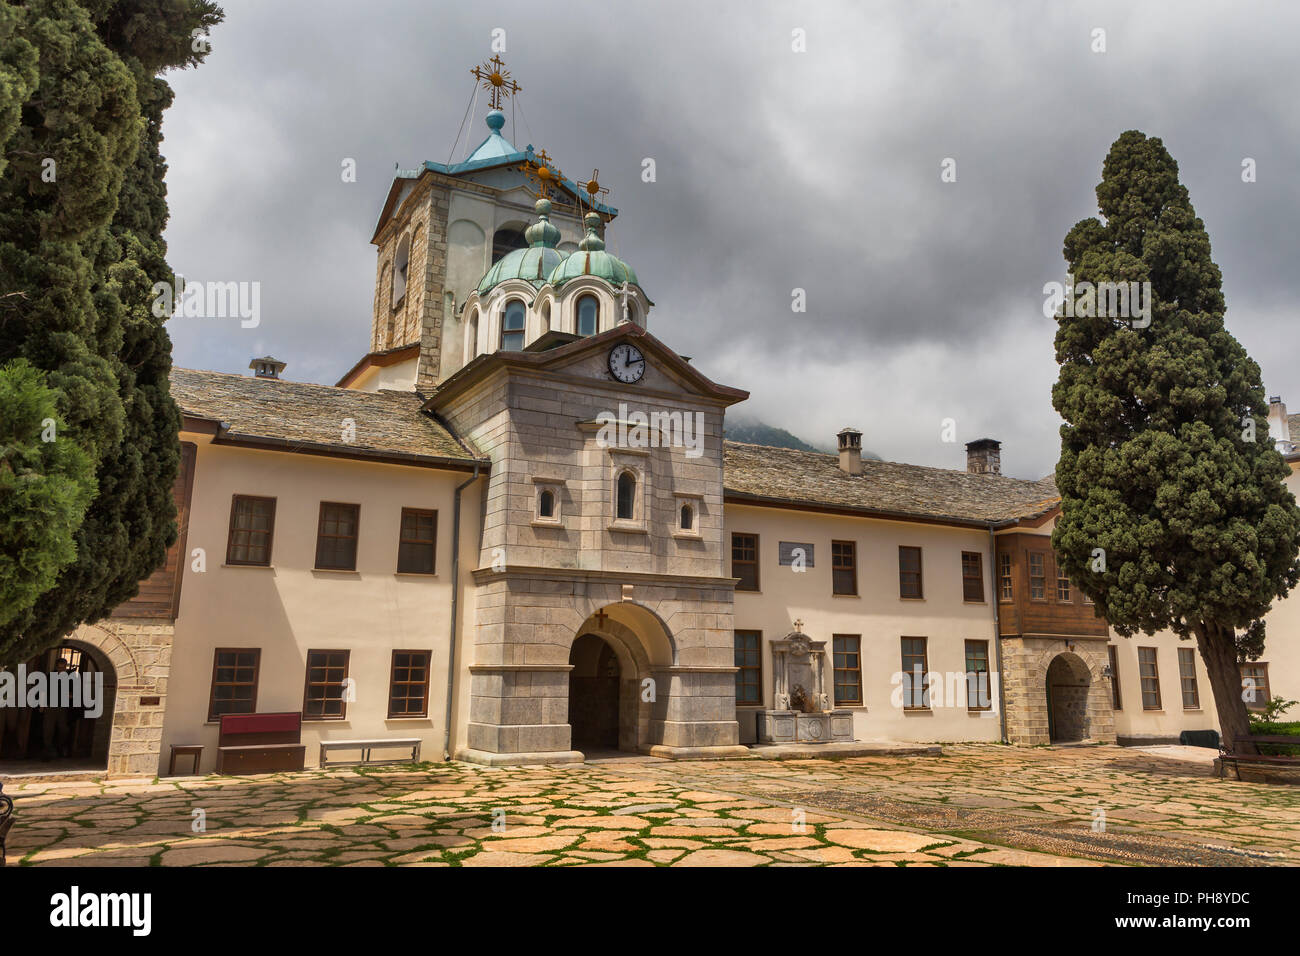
[616,471,636,520]
[680,504,693,531]
[465,309,479,363]
[501,300,526,351]
[539,489,555,519]
[393,233,411,304]
[577,294,599,337]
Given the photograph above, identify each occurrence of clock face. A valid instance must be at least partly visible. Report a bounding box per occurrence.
[608,343,646,384]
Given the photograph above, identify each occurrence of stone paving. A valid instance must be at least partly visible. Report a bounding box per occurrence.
[3,744,1297,867]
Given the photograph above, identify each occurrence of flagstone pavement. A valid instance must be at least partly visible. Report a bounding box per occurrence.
[4,744,1298,867]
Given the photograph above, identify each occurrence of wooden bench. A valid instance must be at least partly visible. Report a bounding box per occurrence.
[1219,734,1300,780]
[319,738,422,768]
[0,782,13,867]
[216,712,307,775]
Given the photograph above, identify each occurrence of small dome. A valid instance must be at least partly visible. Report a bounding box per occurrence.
[546,213,639,289]
[476,198,568,295]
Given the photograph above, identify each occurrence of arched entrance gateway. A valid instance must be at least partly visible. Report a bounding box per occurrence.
[0,641,117,770]
[1046,652,1092,742]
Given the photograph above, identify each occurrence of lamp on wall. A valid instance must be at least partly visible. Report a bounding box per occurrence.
[1101,664,1113,679]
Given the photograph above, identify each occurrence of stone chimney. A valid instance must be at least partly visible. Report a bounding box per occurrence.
[837,427,863,475]
[1269,396,1294,453]
[250,356,287,380]
[965,438,1001,475]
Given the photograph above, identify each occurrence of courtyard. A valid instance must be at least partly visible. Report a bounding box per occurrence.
[4,744,1298,867]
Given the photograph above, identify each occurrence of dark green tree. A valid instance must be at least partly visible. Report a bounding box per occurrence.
[0,0,220,663]
[1051,130,1300,750]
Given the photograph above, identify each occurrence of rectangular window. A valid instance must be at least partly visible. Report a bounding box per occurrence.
[1138,647,1161,710]
[316,502,361,571]
[303,649,351,720]
[833,635,863,706]
[226,495,276,566]
[1240,662,1271,712]
[998,552,1013,601]
[396,508,437,574]
[961,551,984,602]
[1108,645,1122,710]
[832,540,857,596]
[964,640,991,710]
[1056,562,1071,602]
[734,630,762,705]
[732,533,759,592]
[207,648,260,722]
[901,637,929,709]
[388,650,432,718]
[1178,647,1200,710]
[898,546,923,599]
[1029,552,1046,600]
[777,542,815,567]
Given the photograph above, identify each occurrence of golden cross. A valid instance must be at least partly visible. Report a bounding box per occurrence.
[578,168,610,214]
[519,148,562,200]
[793,619,804,633]
[471,55,521,111]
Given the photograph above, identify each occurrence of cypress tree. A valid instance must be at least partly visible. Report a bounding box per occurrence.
[1051,130,1300,750]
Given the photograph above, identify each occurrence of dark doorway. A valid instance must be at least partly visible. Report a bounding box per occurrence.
[0,642,114,770]
[1046,653,1091,743]
[568,634,620,751]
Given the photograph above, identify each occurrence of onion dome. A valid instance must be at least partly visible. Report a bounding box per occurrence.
[476,198,568,294]
[546,212,639,289]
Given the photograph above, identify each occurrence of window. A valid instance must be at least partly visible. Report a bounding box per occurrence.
[833,635,863,706]
[732,533,759,591]
[616,471,636,520]
[207,649,260,721]
[1240,662,1271,712]
[465,309,480,363]
[1138,647,1161,710]
[539,489,556,519]
[316,502,360,571]
[1056,563,1071,602]
[1178,647,1200,710]
[680,503,693,531]
[491,226,527,263]
[392,232,411,304]
[832,540,857,596]
[998,552,1013,601]
[1108,645,1122,710]
[501,300,526,351]
[397,508,436,574]
[734,630,762,705]
[303,649,350,720]
[965,640,991,711]
[389,650,432,718]
[577,294,599,336]
[961,551,984,602]
[1029,552,1046,599]
[901,637,929,709]
[226,495,276,566]
[898,546,923,599]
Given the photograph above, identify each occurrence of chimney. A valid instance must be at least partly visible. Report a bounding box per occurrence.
[1268,396,1293,452]
[250,356,287,380]
[965,438,1001,475]
[837,427,863,475]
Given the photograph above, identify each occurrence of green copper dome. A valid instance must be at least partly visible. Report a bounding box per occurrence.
[546,213,639,289]
[476,198,568,295]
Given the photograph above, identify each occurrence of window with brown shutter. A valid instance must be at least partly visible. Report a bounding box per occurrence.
[734,630,762,704]
[207,648,260,721]
[832,540,857,596]
[1240,662,1271,712]
[961,551,984,602]
[397,508,436,574]
[1108,645,1122,710]
[389,650,432,717]
[1029,552,1047,600]
[315,502,361,571]
[998,552,1013,601]
[901,636,929,709]
[833,635,863,706]
[1138,647,1161,710]
[964,640,991,710]
[898,546,923,599]
[732,533,759,591]
[226,495,276,566]
[1178,648,1200,710]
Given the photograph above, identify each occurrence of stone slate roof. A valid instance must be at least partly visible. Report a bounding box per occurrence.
[722,441,1060,526]
[169,368,479,467]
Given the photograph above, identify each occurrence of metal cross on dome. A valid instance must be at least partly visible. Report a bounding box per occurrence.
[578,168,610,214]
[471,55,521,111]
[520,147,563,200]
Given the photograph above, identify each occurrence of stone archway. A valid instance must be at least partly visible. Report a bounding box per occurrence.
[568,634,621,751]
[1046,652,1092,742]
[566,604,667,756]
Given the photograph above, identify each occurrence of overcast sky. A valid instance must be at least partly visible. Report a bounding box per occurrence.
[159,0,1300,480]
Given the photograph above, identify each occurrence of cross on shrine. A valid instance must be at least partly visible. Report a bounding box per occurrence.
[470,55,521,111]
[578,168,610,214]
[520,148,562,200]
[593,608,609,629]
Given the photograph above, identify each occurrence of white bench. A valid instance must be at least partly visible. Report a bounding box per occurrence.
[319,738,422,768]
